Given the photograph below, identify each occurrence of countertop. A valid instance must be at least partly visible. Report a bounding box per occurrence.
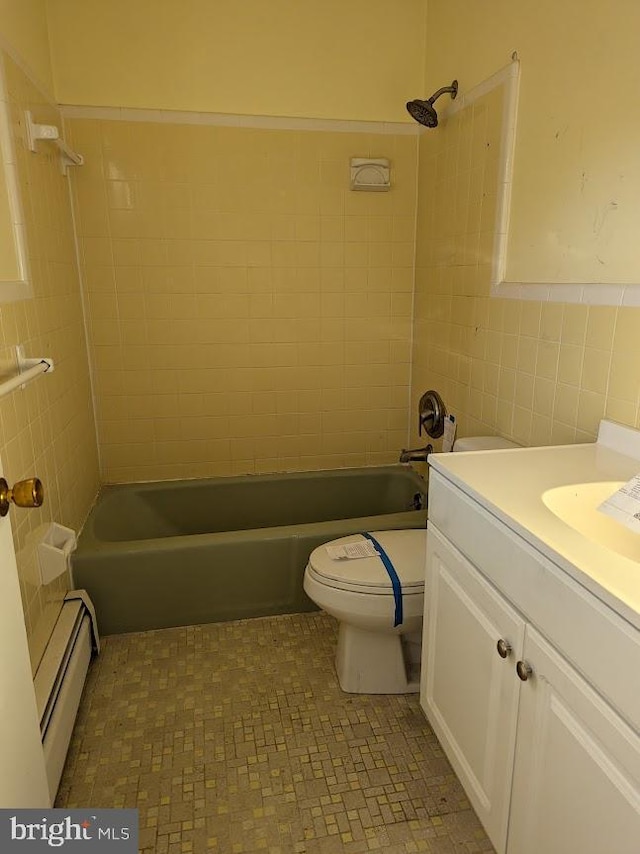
[429,426,640,630]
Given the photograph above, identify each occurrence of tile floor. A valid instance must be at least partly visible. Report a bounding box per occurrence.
[57,612,494,853]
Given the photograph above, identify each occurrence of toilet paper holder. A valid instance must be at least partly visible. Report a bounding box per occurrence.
[38,523,77,585]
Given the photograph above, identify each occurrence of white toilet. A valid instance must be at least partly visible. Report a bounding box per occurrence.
[303,435,518,694]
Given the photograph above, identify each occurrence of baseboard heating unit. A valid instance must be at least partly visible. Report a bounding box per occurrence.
[33,593,98,804]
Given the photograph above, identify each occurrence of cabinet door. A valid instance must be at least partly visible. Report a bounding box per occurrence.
[421,525,525,853]
[508,626,640,854]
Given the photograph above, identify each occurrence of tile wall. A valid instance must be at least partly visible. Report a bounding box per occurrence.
[410,85,640,450]
[67,118,418,482]
[0,54,99,670]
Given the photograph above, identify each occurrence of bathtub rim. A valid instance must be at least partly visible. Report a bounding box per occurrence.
[95,463,425,494]
[75,509,428,556]
[76,464,427,553]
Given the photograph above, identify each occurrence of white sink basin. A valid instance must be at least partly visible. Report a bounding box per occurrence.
[542,481,640,562]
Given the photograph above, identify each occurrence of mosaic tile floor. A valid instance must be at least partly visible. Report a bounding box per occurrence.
[57,612,494,853]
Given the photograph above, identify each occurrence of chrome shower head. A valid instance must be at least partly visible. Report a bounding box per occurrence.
[406,80,458,128]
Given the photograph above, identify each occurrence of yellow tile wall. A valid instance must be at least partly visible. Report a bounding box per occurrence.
[410,87,640,451]
[0,54,99,671]
[67,118,417,481]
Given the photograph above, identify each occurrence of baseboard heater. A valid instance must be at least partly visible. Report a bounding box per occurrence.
[33,595,98,804]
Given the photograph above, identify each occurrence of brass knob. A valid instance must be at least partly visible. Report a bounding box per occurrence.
[496,638,511,659]
[516,660,533,682]
[0,477,44,517]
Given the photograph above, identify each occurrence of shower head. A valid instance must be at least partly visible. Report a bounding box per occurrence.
[406,80,458,128]
[406,99,439,128]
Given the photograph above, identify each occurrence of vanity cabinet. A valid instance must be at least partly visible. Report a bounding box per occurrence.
[423,525,523,852]
[508,625,640,854]
[422,470,640,854]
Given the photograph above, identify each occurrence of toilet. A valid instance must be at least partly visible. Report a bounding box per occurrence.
[303,435,518,694]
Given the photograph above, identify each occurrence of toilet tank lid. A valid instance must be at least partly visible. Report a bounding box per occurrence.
[453,435,519,452]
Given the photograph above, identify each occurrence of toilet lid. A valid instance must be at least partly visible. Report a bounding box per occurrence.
[308,529,427,592]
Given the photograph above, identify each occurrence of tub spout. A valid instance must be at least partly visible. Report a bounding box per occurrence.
[399,444,433,464]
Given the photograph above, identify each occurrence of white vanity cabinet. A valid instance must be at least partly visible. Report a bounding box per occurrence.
[422,467,640,854]
[508,625,640,854]
[423,525,523,852]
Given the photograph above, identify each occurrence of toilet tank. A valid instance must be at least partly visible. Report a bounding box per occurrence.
[453,435,519,452]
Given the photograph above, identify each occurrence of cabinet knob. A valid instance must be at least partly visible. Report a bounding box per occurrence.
[516,660,533,682]
[496,638,511,659]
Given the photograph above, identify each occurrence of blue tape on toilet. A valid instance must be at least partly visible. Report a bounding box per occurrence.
[361,532,403,627]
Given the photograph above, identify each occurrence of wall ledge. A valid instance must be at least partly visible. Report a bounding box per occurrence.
[60,104,421,136]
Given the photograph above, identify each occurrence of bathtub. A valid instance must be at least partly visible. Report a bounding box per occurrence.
[72,466,427,635]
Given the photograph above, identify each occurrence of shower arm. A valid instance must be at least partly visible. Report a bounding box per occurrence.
[428,83,458,105]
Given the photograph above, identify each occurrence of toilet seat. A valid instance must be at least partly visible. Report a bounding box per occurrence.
[307,529,427,595]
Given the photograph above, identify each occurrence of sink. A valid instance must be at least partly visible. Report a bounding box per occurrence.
[542,481,640,562]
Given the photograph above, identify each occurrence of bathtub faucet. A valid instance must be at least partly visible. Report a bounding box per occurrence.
[399,444,433,464]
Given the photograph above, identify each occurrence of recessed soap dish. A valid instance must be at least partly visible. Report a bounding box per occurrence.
[350,158,391,192]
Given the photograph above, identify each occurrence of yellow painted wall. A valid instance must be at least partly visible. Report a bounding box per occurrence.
[47,0,427,123]
[0,0,53,95]
[424,0,640,285]
[68,116,417,481]
[0,54,99,670]
[410,77,640,454]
